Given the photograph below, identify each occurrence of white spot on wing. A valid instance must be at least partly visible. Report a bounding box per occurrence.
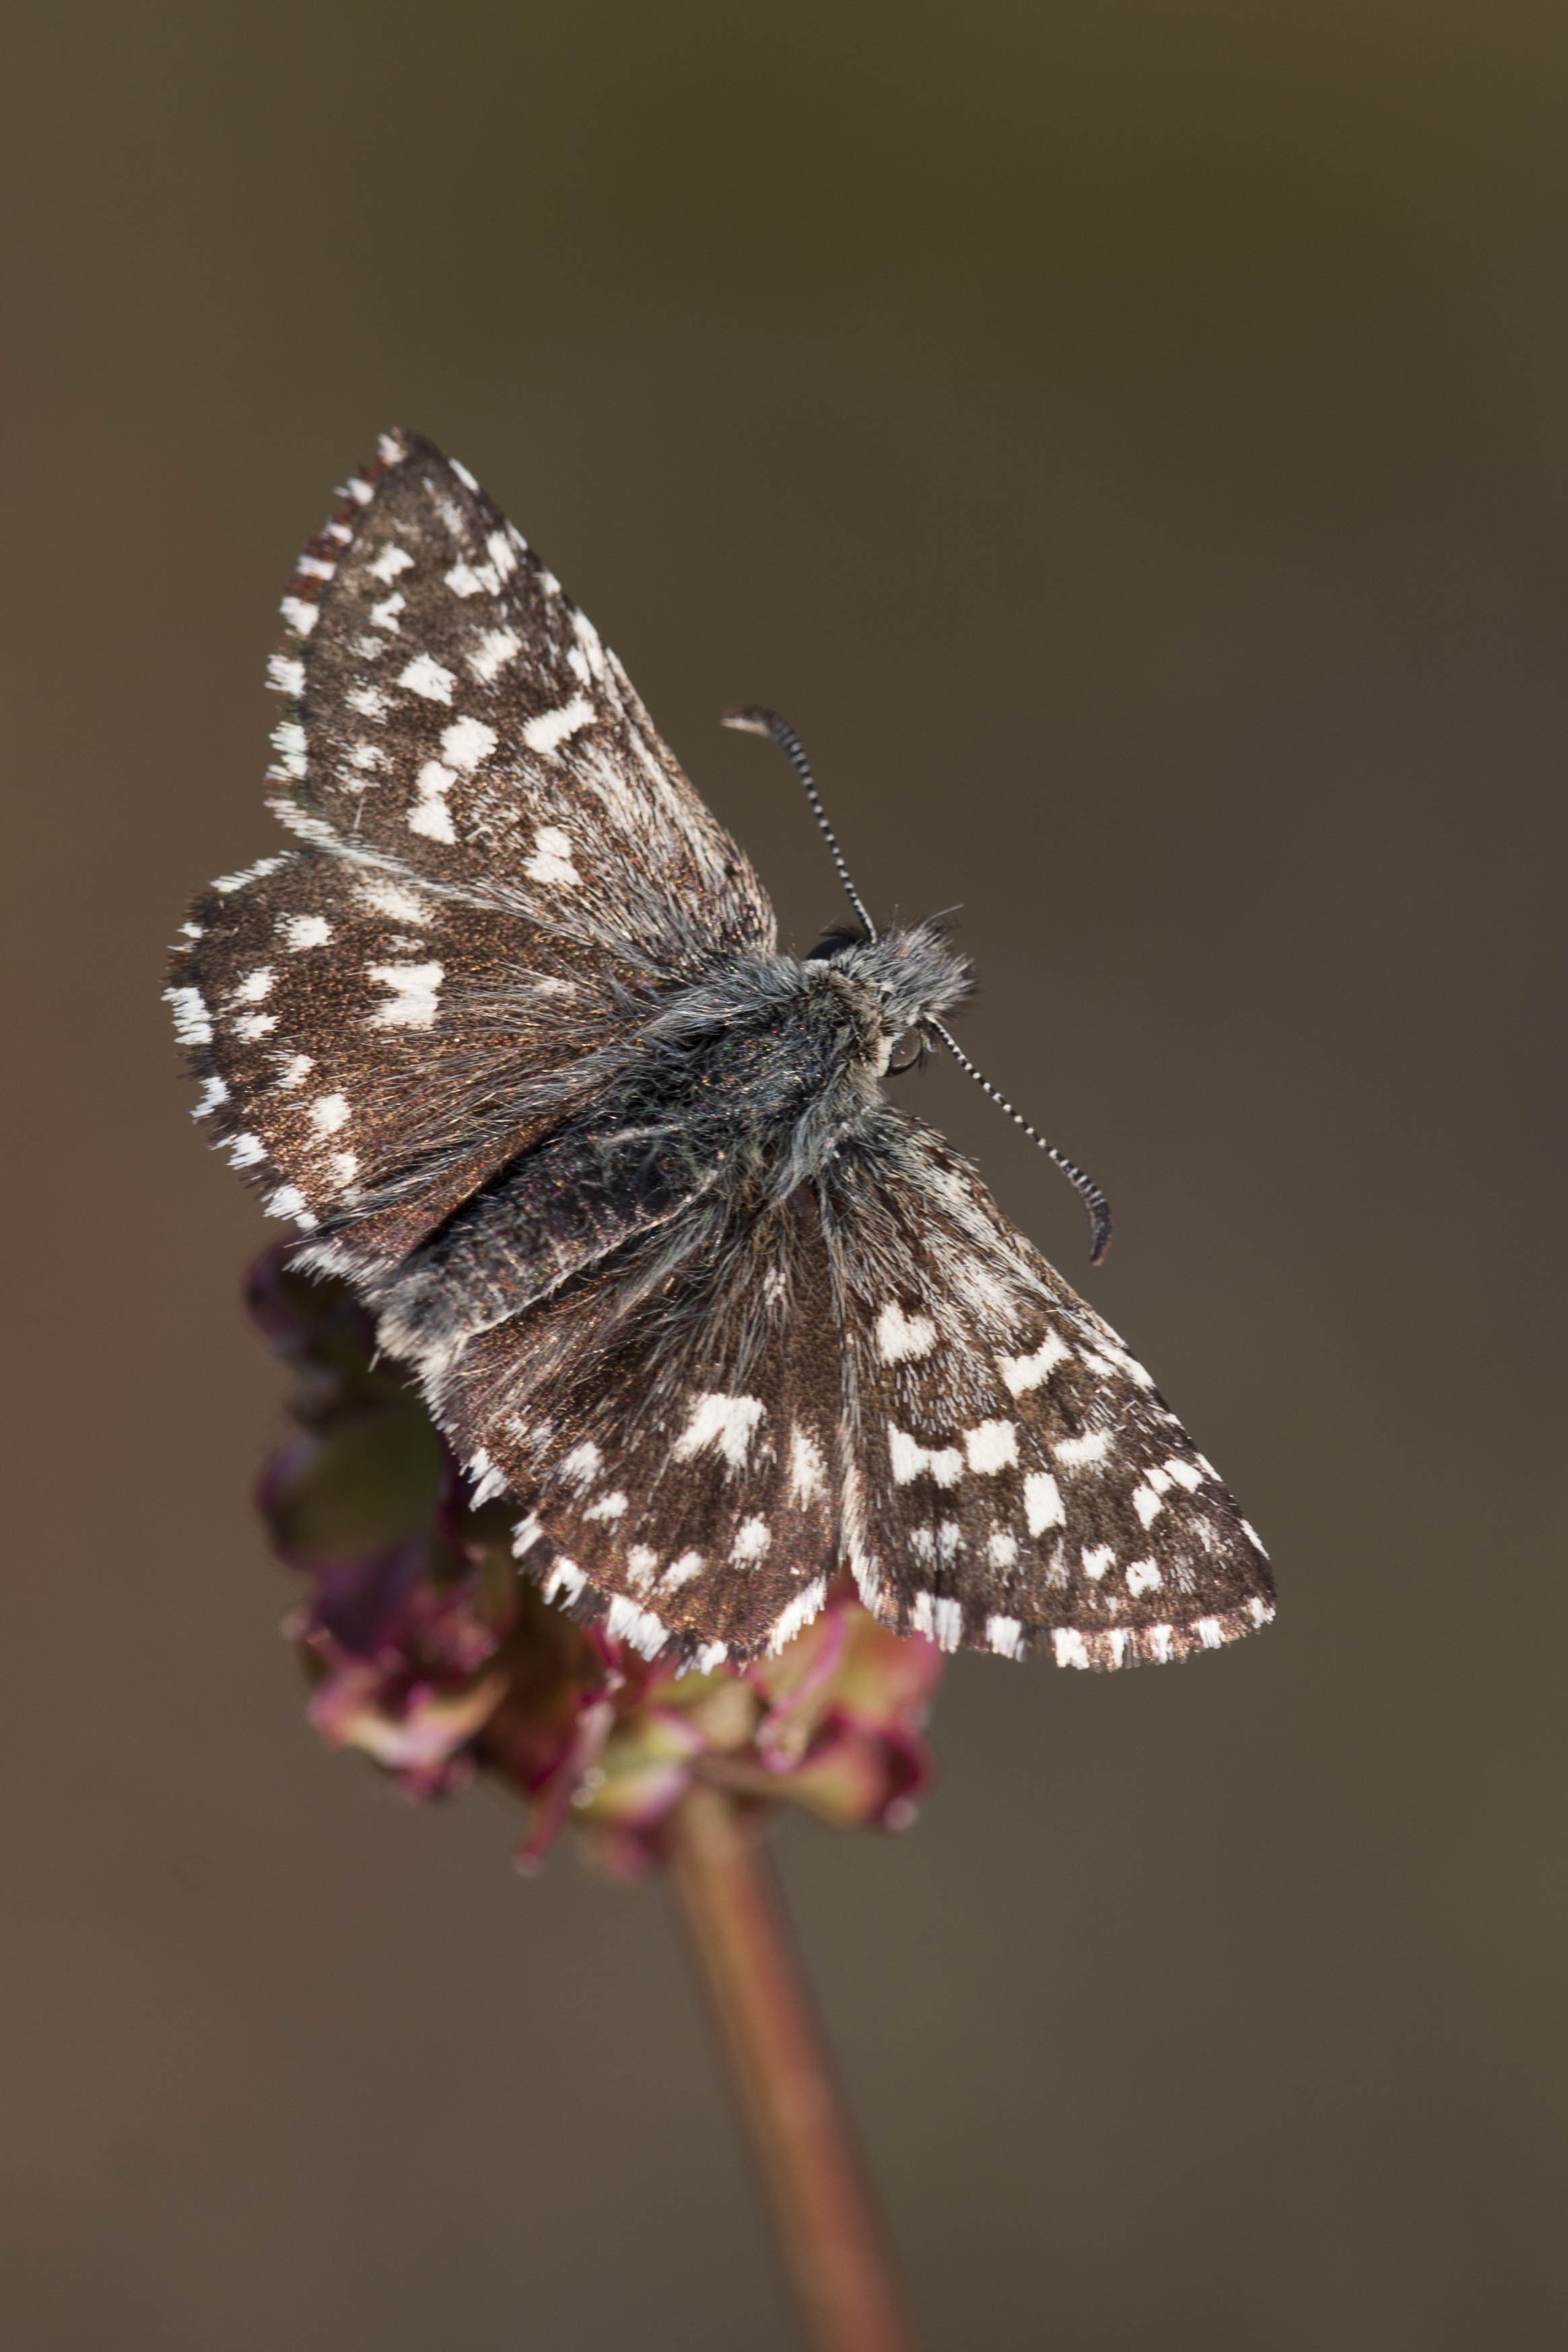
[988,1529,1019,1568]
[1054,1430,1111,1469]
[233,967,275,1003]
[673,1392,765,1468]
[1132,1483,1164,1528]
[1023,1471,1063,1533]
[355,877,431,925]
[234,1011,278,1042]
[1053,1628,1092,1669]
[585,1491,628,1521]
[876,1302,937,1363]
[787,1426,827,1506]
[522,695,595,754]
[468,626,521,681]
[265,1184,313,1225]
[407,760,457,842]
[193,1075,229,1118]
[963,1419,1018,1474]
[1000,1331,1071,1395]
[445,558,498,597]
[767,1578,827,1654]
[570,605,605,675]
[911,1592,963,1650]
[211,854,287,895]
[543,1559,586,1606]
[279,913,332,949]
[888,1427,964,1487]
[1125,1559,1162,1597]
[367,960,443,1028]
[523,825,580,886]
[605,1595,669,1659]
[166,985,212,1045]
[662,1551,704,1591]
[397,653,455,702]
[281,597,318,634]
[1163,1456,1204,1491]
[276,1052,314,1089]
[368,543,414,583]
[440,715,498,772]
[271,720,307,778]
[1081,1544,1116,1580]
[987,1615,1025,1659]
[227,1132,265,1169]
[730,1516,771,1565]
[309,1092,349,1135]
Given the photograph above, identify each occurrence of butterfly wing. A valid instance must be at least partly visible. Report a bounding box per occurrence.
[169,432,776,1262]
[426,1183,844,1665]
[823,1113,1274,1667]
[409,1108,1270,1673]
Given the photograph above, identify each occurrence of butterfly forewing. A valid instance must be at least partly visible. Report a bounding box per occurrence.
[170,430,774,1258]
[269,432,775,969]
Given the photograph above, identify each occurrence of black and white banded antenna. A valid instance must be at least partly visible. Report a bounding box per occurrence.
[924,1017,1114,1265]
[722,704,879,942]
[721,703,1112,1265]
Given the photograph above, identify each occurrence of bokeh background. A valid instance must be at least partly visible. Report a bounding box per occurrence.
[5,4,1567,2345]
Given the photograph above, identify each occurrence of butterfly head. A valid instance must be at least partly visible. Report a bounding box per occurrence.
[807,918,973,1075]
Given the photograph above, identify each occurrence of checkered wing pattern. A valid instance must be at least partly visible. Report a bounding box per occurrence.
[825,1116,1274,1665]
[168,431,774,1265]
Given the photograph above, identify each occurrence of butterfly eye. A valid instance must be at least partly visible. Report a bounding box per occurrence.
[885,1030,926,1077]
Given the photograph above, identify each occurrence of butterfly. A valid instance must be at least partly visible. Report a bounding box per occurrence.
[167,430,1274,1673]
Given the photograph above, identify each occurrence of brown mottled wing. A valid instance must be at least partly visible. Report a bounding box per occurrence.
[267,430,774,964]
[168,850,619,1264]
[168,431,776,1263]
[822,1115,1274,1669]
[424,1186,845,1665]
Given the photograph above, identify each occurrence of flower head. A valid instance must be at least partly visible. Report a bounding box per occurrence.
[248,1246,945,1874]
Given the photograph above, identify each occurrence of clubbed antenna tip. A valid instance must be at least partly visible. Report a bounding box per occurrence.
[721,704,879,943]
[926,1017,1114,1267]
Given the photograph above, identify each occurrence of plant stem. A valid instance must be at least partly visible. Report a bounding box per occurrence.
[669,1782,920,2352]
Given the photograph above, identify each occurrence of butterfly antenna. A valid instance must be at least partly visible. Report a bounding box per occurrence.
[722,705,879,943]
[925,1016,1114,1265]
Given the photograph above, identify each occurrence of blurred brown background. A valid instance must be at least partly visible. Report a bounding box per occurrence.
[3,3,1566,2345]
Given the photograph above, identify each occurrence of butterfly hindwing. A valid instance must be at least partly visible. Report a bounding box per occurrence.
[823,1116,1274,1665]
[425,1185,843,1663]
[169,845,632,1266]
